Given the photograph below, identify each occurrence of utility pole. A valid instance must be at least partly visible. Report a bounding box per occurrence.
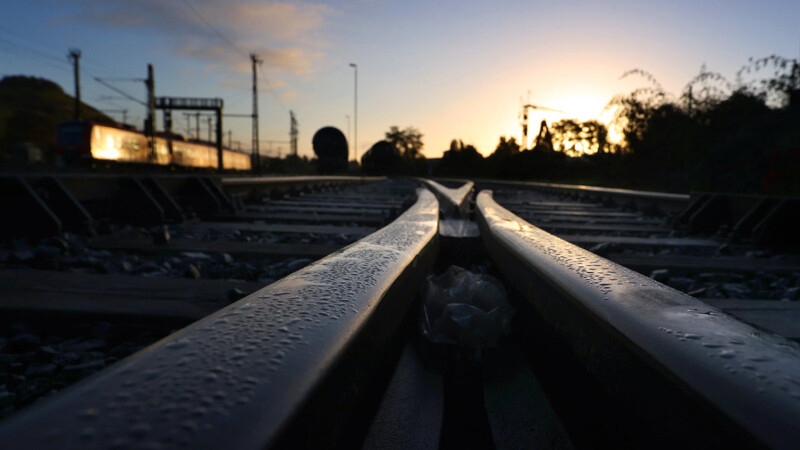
[68,49,81,120]
[207,116,212,142]
[184,114,192,137]
[346,115,351,156]
[228,130,232,148]
[290,111,298,157]
[349,63,358,162]
[195,111,200,140]
[251,53,263,171]
[145,64,156,162]
[101,109,128,124]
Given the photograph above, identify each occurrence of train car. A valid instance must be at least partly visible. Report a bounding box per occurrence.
[312,126,348,173]
[57,121,149,163]
[170,138,218,169]
[153,137,172,165]
[223,148,252,170]
[56,120,251,171]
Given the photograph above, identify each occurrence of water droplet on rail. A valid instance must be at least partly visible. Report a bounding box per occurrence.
[166,339,190,350]
[749,356,771,362]
[79,427,95,440]
[128,423,151,438]
[80,408,98,420]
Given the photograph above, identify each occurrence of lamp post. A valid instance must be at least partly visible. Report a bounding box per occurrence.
[346,114,351,159]
[349,63,357,162]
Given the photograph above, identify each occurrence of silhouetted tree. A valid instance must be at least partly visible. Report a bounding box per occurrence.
[681,64,733,116]
[436,139,484,176]
[489,136,520,158]
[385,126,424,160]
[604,58,800,194]
[550,119,609,156]
[487,136,519,178]
[532,120,554,152]
[739,55,800,108]
[551,119,581,155]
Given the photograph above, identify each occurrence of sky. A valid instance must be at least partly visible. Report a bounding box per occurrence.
[1,0,799,159]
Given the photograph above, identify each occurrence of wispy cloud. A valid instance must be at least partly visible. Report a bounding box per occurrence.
[71,0,332,79]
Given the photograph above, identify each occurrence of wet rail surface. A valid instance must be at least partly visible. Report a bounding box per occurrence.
[0,175,417,424]
[482,181,800,342]
[1,176,800,448]
[475,186,800,449]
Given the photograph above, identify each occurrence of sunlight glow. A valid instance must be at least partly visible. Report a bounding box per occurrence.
[555,96,605,122]
[599,105,623,145]
[92,135,121,160]
[506,92,624,153]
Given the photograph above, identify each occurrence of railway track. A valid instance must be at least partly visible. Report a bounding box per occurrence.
[0,174,799,448]
[0,174,412,422]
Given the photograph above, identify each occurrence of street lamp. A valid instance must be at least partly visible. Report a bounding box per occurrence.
[349,63,357,162]
[345,114,351,158]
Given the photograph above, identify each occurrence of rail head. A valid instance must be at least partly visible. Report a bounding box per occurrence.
[480,179,690,215]
[494,179,689,201]
[221,175,385,186]
[418,178,473,218]
[476,189,800,449]
[0,188,439,449]
[221,175,387,196]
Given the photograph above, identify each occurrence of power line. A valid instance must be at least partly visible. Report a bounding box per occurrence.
[226,89,250,108]
[0,36,69,67]
[0,32,150,127]
[0,33,145,107]
[0,45,71,74]
[0,27,112,72]
[96,96,131,112]
[176,0,290,112]
[178,0,248,59]
[98,77,145,82]
[0,39,138,118]
[261,77,287,111]
[93,77,147,106]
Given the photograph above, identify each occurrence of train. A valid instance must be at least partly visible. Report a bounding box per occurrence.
[312,126,348,173]
[56,120,252,170]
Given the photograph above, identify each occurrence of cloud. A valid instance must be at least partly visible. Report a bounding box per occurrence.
[277,90,297,102]
[178,40,321,77]
[72,0,331,79]
[210,2,330,42]
[77,0,191,33]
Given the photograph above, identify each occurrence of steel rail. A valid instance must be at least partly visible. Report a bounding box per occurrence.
[478,179,690,215]
[0,188,440,449]
[476,189,800,449]
[418,178,473,218]
[221,175,384,195]
[221,175,385,185]
[1,174,389,236]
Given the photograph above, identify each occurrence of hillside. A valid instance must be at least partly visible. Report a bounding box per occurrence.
[0,75,114,162]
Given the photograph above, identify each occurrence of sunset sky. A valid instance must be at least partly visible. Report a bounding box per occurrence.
[2,0,798,159]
